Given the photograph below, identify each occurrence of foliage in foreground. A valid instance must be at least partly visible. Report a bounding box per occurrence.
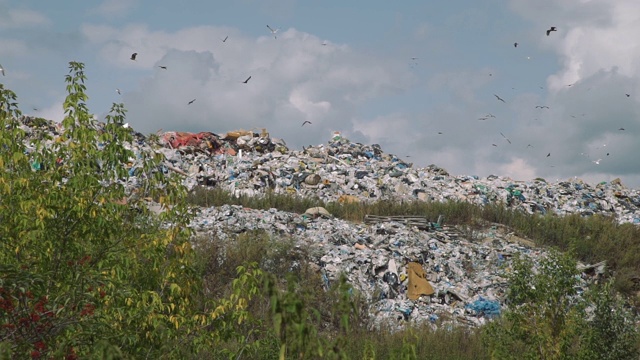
[484,250,639,360]
[0,63,259,359]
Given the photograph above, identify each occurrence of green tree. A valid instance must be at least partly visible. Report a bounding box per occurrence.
[0,62,257,359]
[484,249,639,360]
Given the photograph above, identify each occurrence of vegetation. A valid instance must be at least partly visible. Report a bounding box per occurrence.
[1,62,639,358]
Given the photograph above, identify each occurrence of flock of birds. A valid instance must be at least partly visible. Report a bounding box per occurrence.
[117,25,316,127]
[428,25,631,168]
[0,24,633,169]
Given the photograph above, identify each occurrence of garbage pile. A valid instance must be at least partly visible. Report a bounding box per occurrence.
[151,127,640,225]
[8,116,635,330]
[191,204,600,330]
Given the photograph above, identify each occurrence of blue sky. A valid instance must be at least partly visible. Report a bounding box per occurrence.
[2,0,640,187]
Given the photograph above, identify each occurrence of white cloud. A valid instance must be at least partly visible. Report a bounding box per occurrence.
[90,0,139,18]
[0,8,50,29]
[83,24,413,150]
[0,38,28,56]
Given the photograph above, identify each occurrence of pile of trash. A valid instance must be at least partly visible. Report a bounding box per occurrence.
[191,204,601,330]
[10,116,636,330]
[150,127,640,225]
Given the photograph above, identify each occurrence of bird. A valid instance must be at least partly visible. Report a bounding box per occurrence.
[266,25,279,39]
[158,66,167,70]
[0,64,4,76]
[626,94,631,97]
[546,27,557,36]
[535,105,550,109]
[221,36,229,43]
[500,132,511,144]
[301,121,312,127]
[592,159,602,165]
[494,94,506,103]
[130,53,138,61]
[492,144,498,147]
[116,88,121,95]
[527,144,533,148]
[438,132,443,135]
[321,41,328,46]
[188,99,196,105]
[514,42,518,47]
[546,153,551,157]
[242,76,252,84]
[619,127,625,131]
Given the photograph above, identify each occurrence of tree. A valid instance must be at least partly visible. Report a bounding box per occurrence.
[0,62,257,358]
[484,249,639,359]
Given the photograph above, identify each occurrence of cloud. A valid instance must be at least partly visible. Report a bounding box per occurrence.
[90,0,139,18]
[0,38,28,57]
[82,24,413,150]
[0,8,50,29]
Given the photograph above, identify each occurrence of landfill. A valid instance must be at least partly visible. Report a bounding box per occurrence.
[12,116,639,330]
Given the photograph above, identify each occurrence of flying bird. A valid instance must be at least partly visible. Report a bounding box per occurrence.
[535,105,550,109]
[514,42,518,47]
[626,94,631,97]
[0,64,4,76]
[158,66,167,70]
[188,99,196,105]
[592,159,602,165]
[619,127,625,131]
[500,132,511,144]
[494,94,506,103]
[546,27,557,36]
[301,121,312,127]
[492,144,498,147]
[546,153,551,157]
[438,132,443,135]
[116,88,121,95]
[321,41,328,46]
[221,36,229,42]
[242,76,252,84]
[130,53,138,61]
[266,25,279,39]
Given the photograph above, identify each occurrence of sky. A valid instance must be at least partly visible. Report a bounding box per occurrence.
[1,0,640,188]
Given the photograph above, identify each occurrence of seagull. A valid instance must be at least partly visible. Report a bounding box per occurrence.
[546,152,551,157]
[321,41,328,46]
[527,144,533,148]
[619,127,625,131]
[158,66,167,70]
[535,105,550,109]
[494,94,506,103]
[592,159,602,165]
[0,64,4,76]
[546,26,557,36]
[626,94,631,97]
[221,36,229,43]
[514,42,518,47]
[500,132,511,144]
[242,76,252,84]
[492,144,498,147]
[130,53,138,61]
[301,121,312,127]
[188,99,196,105]
[266,25,279,39]
[116,88,121,95]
